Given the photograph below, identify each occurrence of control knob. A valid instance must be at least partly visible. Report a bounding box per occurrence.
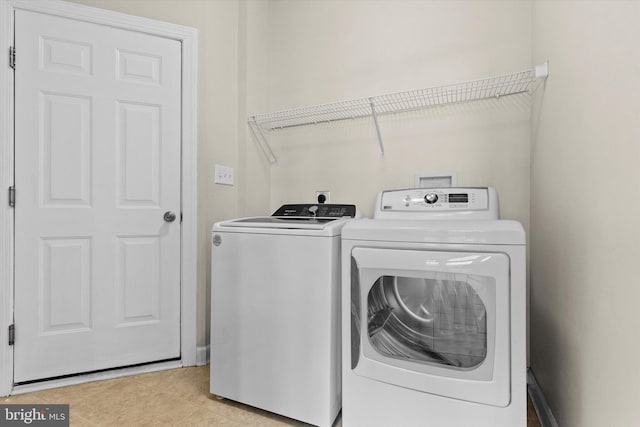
[424,193,439,204]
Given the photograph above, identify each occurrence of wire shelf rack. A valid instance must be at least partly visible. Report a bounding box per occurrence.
[249,62,548,164]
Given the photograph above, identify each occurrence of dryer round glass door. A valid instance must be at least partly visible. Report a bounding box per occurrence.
[367,275,487,369]
[349,247,511,407]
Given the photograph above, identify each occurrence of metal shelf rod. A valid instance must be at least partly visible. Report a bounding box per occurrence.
[249,62,549,164]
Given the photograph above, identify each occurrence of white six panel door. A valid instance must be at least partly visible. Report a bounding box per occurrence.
[14,10,182,382]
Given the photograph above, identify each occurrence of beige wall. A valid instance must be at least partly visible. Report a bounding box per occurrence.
[531,1,640,426]
[238,0,271,218]
[265,0,532,225]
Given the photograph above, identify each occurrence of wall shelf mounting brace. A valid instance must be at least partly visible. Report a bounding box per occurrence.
[248,61,549,164]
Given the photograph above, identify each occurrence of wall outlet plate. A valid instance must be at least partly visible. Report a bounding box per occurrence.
[214,164,234,185]
[315,191,330,203]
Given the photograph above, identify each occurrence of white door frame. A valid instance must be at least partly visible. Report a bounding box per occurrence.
[0,0,198,395]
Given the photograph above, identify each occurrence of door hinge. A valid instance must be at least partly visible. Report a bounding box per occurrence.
[8,186,15,207]
[9,46,15,70]
[8,324,14,346]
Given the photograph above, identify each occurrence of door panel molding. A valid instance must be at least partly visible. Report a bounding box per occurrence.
[0,0,198,395]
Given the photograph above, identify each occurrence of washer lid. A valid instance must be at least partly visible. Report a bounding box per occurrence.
[219,216,338,229]
[342,218,525,245]
[212,215,355,236]
[212,203,362,236]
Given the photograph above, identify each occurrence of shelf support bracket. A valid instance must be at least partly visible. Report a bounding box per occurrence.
[248,117,278,164]
[534,61,549,79]
[369,98,385,156]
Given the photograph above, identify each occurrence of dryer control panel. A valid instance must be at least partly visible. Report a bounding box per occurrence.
[375,187,499,220]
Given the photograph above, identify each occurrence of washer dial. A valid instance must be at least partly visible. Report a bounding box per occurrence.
[424,193,439,204]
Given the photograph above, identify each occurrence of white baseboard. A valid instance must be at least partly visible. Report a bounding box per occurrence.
[196,345,210,366]
[527,368,559,427]
[12,360,182,395]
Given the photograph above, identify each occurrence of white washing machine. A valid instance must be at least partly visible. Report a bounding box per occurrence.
[210,203,361,427]
[341,187,526,427]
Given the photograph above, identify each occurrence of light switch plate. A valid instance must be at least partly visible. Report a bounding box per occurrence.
[214,164,234,185]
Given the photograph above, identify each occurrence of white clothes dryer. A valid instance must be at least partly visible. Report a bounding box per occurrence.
[210,204,361,427]
[341,188,526,427]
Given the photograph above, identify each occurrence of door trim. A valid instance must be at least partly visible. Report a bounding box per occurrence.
[0,0,198,395]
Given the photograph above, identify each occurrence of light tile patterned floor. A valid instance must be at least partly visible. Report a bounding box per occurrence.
[1,366,541,426]
[2,366,304,426]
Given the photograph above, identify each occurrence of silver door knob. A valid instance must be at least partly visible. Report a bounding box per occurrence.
[164,211,177,222]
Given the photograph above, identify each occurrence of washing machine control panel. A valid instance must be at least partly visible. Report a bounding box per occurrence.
[272,204,358,218]
[381,188,490,212]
